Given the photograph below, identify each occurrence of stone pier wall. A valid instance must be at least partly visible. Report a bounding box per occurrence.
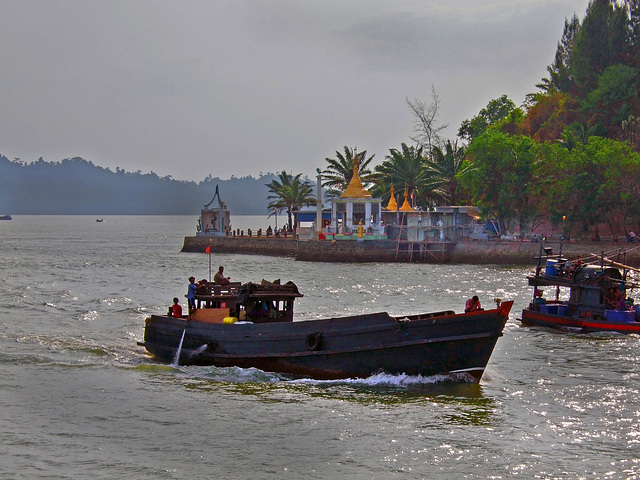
[182,235,640,266]
[182,235,298,257]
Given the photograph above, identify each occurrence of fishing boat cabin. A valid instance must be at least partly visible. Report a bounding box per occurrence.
[187,280,303,324]
[526,250,639,322]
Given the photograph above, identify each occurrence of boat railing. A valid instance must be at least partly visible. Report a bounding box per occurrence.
[196,282,242,298]
[395,310,456,321]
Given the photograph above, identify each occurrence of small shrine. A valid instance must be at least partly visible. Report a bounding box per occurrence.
[196,185,230,237]
[328,159,383,236]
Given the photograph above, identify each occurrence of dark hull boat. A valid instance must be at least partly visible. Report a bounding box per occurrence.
[521,245,640,334]
[140,281,513,381]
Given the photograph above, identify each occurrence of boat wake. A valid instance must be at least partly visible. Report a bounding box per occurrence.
[152,363,477,387]
[289,371,477,387]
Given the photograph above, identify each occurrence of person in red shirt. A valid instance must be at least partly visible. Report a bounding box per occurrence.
[170,297,183,318]
[465,295,483,313]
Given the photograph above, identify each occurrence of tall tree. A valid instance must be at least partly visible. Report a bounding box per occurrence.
[572,0,620,91]
[406,85,448,154]
[265,171,316,231]
[321,147,375,198]
[537,15,581,93]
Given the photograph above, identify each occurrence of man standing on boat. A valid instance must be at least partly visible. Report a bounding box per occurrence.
[186,276,197,314]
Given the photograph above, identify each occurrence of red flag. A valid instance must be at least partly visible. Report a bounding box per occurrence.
[205,246,210,254]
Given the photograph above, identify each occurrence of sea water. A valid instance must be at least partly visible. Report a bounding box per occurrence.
[1,215,640,479]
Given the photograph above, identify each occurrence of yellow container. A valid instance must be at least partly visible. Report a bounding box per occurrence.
[223,317,238,324]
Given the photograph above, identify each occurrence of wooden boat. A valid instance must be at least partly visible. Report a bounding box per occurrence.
[521,245,640,334]
[139,280,513,381]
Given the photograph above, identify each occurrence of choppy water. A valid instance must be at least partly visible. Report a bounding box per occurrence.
[1,215,640,479]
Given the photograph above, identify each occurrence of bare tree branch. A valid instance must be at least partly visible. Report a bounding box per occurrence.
[406,85,448,154]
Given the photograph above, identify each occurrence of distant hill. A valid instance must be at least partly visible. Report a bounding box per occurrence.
[0,155,285,215]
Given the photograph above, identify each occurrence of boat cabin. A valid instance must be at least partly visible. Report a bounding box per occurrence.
[527,256,635,320]
[187,280,303,324]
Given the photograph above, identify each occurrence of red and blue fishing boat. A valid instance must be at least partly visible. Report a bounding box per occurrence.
[521,245,640,334]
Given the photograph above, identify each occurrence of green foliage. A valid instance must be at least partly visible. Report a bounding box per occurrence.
[531,0,640,145]
[458,95,517,142]
[538,15,581,93]
[536,137,640,233]
[265,170,316,230]
[424,140,470,205]
[372,143,438,209]
[459,131,541,233]
[582,64,640,126]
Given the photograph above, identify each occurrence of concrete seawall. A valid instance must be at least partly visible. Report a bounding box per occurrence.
[182,236,640,266]
[182,235,298,257]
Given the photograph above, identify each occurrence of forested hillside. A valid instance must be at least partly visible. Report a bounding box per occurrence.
[458,0,640,237]
[0,156,280,215]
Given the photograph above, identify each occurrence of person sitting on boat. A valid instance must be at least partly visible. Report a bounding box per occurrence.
[214,266,231,286]
[533,289,546,310]
[266,301,278,320]
[248,301,267,320]
[604,287,617,309]
[465,295,483,313]
[169,297,183,318]
[564,257,574,276]
[618,292,632,311]
[186,276,197,313]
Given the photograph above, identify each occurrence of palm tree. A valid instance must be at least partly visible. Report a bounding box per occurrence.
[425,140,472,205]
[321,147,375,198]
[265,171,316,231]
[373,143,438,209]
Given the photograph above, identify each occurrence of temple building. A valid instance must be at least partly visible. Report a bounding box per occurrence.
[196,185,230,237]
[327,159,383,236]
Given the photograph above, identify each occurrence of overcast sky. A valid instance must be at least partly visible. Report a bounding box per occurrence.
[0,0,589,181]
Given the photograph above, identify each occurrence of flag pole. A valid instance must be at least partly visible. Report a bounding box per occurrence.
[207,240,212,282]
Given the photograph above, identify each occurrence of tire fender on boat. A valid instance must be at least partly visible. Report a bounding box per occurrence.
[306,332,323,351]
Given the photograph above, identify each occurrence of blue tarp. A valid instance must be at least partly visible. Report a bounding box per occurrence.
[297,211,336,222]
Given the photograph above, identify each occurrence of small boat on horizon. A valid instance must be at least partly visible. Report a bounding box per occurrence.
[521,244,640,334]
[96,219,103,222]
[139,280,513,381]
[0,214,12,220]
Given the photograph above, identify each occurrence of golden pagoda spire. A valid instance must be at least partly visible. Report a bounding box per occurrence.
[399,187,415,211]
[385,185,398,211]
[340,157,372,199]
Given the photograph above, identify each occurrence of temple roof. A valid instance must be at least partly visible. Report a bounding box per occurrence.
[203,184,227,210]
[399,188,415,212]
[340,158,372,199]
[385,185,398,211]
